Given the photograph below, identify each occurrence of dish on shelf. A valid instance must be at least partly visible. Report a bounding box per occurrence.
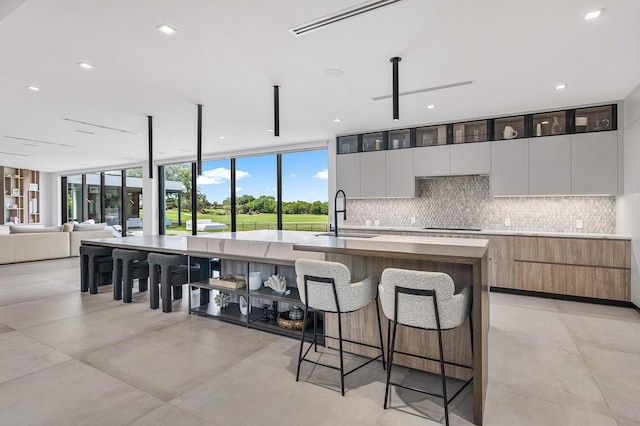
[277,310,313,330]
[209,274,246,289]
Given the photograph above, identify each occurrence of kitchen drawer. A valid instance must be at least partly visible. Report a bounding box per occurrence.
[515,236,567,263]
[515,261,567,294]
[566,265,630,301]
[565,238,629,268]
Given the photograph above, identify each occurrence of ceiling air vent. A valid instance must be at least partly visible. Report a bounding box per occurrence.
[289,0,403,37]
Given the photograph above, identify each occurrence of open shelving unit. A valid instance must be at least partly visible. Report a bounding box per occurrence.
[188,256,323,341]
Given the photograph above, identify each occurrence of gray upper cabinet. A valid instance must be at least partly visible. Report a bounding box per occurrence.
[336,154,361,197]
[491,139,529,196]
[413,145,450,177]
[386,149,415,197]
[450,142,491,175]
[571,131,618,194]
[360,151,386,198]
[529,135,571,195]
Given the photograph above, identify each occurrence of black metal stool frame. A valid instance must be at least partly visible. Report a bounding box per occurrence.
[296,274,386,396]
[383,286,473,426]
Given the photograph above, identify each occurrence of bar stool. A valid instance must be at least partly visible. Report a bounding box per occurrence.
[148,253,203,313]
[79,245,113,294]
[379,268,473,426]
[112,249,149,303]
[294,259,385,396]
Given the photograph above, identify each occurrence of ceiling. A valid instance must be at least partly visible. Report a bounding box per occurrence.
[1,0,639,174]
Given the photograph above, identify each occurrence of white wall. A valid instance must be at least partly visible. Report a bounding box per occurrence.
[616,82,640,307]
[39,172,55,226]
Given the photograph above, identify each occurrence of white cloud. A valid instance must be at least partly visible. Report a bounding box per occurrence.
[290,173,297,178]
[236,187,242,193]
[311,192,316,196]
[313,169,328,180]
[197,167,250,185]
[266,187,276,191]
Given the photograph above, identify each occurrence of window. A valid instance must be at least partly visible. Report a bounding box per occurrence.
[196,159,231,233]
[86,172,102,222]
[66,175,83,222]
[282,150,329,232]
[235,155,277,231]
[162,162,191,235]
[104,170,122,228]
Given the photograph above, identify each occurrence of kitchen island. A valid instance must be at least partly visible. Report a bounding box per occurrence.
[187,230,489,425]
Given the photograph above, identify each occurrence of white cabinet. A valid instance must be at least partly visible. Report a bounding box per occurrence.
[360,151,386,198]
[529,136,571,195]
[450,142,490,175]
[491,139,529,196]
[336,154,360,197]
[571,132,618,194]
[414,145,449,177]
[386,149,415,197]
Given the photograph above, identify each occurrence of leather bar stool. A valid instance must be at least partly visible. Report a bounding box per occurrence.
[112,248,149,303]
[294,259,385,396]
[79,245,113,294]
[379,268,473,426]
[148,253,203,313]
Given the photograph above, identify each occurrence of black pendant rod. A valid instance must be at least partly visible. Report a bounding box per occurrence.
[197,104,203,176]
[390,57,401,121]
[147,115,153,179]
[274,85,280,137]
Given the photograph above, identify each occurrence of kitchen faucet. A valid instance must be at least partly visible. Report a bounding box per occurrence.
[334,189,346,237]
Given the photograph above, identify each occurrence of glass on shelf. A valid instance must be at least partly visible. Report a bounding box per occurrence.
[388,129,411,149]
[532,111,566,137]
[416,125,446,146]
[362,132,385,152]
[494,116,525,140]
[574,105,613,133]
[454,120,488,143]
[337,135,358,154]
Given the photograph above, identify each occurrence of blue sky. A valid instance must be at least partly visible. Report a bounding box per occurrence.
[196,149,328,204]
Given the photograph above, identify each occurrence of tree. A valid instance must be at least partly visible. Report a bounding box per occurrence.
[164,163,211,212]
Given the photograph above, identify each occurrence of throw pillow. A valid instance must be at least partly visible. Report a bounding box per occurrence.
[73,222,108,231]
[81,219,96,224]
[62,221,77,232]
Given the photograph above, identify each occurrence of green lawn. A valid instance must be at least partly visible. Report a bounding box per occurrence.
[163,211,328,232]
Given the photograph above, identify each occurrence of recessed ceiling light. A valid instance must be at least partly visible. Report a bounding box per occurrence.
[333,118,342,122]
[180,149,191,152]
[322,69,344,79]
[218,136,225,139]
[156,23,177,35]
[585,9,604,20]
[77,62,94,69]
[157,151,167,154]
[555,84,567,90]
[26,85,40,91]
[267,129,274,132]
[427,104,436,109]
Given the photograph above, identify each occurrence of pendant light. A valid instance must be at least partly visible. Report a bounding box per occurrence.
[390,57,401,121]
[197,104,203,176]
[147,115,153,178]
[274,85,280,137]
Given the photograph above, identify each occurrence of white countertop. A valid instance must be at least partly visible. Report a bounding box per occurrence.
[341,225,630,240]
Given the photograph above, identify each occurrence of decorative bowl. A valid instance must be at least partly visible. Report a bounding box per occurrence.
[277,311,313,330]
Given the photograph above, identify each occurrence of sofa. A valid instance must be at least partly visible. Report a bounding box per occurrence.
[0,225,114,265]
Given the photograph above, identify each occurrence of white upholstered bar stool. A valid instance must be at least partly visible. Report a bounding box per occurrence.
[294,259,386,396]
[379,268,473,426]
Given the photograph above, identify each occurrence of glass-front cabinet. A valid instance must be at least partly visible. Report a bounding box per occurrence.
[416,125,447,147]
[494,116,526,140]
[337,135,359,154]
[574,105,614,133]
[532,111,566,137]
[453,120,488,143]
[388,128,411,149]
[362,132,386,152]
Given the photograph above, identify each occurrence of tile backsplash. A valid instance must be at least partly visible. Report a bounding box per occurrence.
[347,175,616,233]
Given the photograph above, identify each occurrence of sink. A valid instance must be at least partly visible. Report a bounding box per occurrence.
[315,232,378,238]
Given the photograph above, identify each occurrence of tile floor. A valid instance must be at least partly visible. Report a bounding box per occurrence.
[0,258,639,425]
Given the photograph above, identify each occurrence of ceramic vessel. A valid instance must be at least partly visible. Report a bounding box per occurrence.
[248,272,262,291]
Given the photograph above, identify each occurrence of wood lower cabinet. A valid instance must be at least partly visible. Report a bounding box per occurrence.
[566,238,629,268]
[567,266,630,301]
[515,262,567,294]
[492,235,515,288]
